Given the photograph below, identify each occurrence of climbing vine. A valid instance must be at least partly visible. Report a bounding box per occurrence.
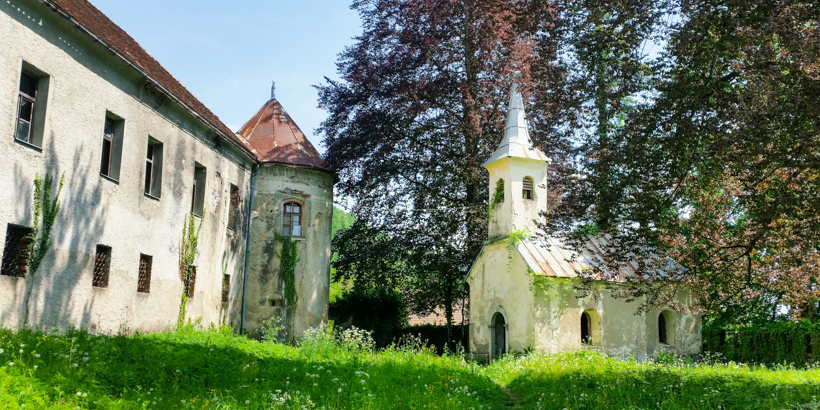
[177,212,203,328]
[29,173,64,275]
[276,234,299,310]
[486,178,505,221]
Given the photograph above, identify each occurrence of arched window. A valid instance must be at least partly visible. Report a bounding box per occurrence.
[281,201,302,237]
[522,177,534,200]
[491,312,507,360]
[659,310,674,345]
[581,309,601,345]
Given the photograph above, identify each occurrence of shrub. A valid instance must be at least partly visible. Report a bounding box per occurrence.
[703,320,820,366]
[329,288,407,348]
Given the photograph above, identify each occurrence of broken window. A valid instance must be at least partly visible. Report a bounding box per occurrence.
[0,224,34,278]
[100,114,124,181]
[92,245,111,288]
[137,254,152,293]
[281,201,302,237]
[144,138,163,198]
[191,163,206,217]
[227,184,240,230]
[522,177,534,200]
[15,64,49,148]
[221,274,230,303]
[183,266,196,298]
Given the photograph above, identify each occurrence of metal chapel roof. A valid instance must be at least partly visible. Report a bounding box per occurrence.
[44,0,256,159]
[236,98,330,171]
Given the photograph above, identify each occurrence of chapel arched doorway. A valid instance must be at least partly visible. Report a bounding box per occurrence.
[491,312,506,360]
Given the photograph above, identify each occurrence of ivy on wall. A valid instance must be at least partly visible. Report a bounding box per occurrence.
[276,234,299,310]
[177,213,203,328]
[486,178,505,221]
[29,173,64,275]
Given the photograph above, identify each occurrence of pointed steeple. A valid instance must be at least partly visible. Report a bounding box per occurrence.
[483,82,549,166]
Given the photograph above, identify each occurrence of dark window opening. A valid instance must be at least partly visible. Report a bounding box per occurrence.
[99,114,124,180]
[15,73,37,144]
[522,177,534,200]
[137,254,152,293]
[496,179,505,203]
[15,65,49,148]
[228,184,240,230]
[267,299,284,307]
[1,224,34,278]
[581,311,591,344]
[191,163,206,216]
[183,266,196,298]
[281,201,302,237]
[144,138,163,198]
[92,245,111,288]
[492,312,506,360]
[659,313,668,345]
[221,274,230,303]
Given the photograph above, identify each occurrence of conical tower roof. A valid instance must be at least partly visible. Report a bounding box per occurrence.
[483,82,549,166]
[237,98,330,171]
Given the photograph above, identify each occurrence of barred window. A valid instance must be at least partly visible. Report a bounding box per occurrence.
[92,245,111,288]
[522,177,534,200]
[1,224,33,278]
[137,254,152,293]
[183,266,196,298]
[281,201,302,237]
[221,274,230,303]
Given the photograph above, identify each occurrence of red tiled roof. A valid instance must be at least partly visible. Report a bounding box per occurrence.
[237,98,330,171]
[44,0,255,159]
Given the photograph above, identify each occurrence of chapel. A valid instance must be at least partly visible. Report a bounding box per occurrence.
[465,82,702,361]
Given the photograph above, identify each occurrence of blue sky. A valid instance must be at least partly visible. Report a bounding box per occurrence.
[88,0,363,154]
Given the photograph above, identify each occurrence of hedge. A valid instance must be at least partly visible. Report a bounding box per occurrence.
[398,324,469,355]
[703,320,820,366]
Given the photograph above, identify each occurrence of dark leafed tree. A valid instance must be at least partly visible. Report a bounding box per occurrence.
[317,0,558,335]
[546,0,820,319]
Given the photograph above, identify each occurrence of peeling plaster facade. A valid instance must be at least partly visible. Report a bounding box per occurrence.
[466,83,701,362]
[0,0,332,338]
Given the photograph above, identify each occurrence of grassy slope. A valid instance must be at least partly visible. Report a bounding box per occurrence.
[1,327,819,409]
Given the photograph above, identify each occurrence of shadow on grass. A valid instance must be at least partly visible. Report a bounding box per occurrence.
[0,328,511,409]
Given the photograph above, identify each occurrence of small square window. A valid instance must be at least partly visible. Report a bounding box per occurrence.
[191,163,206,217]
[1,224,34,278]
[144,138,163,198]
[92,245,111,288]
[137,254,152,293]
[100,114,125,181]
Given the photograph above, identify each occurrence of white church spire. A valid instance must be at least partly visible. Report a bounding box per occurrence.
[483,82,549,166]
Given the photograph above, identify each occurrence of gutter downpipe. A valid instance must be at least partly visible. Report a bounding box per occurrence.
[240,163,259,335]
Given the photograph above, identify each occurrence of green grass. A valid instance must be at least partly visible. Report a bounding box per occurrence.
[0,326,818,409]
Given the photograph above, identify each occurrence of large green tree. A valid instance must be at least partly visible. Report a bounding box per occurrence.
[318,0,558,329]
[545,0,820,318]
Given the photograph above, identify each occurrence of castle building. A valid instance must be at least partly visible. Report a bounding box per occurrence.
[465,83,702,361]
[0,0,331,338]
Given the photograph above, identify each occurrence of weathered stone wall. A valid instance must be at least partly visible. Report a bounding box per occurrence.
[0,0,254,333]
[468,241,702,360]
[245,165,333,339]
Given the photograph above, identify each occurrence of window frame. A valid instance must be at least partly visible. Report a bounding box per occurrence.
[92,244,111,288]
[137,254,152,294]
[227,184,240,231]
[522,176,534,200]
[14,63,50,150]
[191,163,206,217]
[99,113,125,182]
[281,200,303,238]
[143,138,163,199]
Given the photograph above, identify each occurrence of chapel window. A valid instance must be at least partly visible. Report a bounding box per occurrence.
[281,201,302,237]
[659,311,675,345]
[522,177,534,200]
[581,311,592,344]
